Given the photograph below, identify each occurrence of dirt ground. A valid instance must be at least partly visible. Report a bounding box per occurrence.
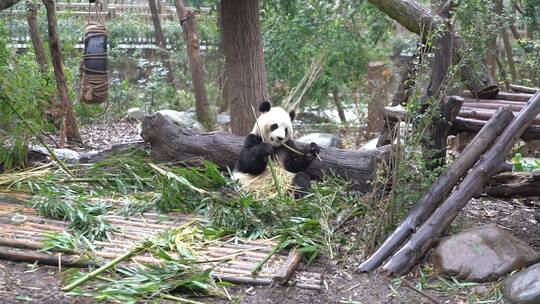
[2,122,539,303]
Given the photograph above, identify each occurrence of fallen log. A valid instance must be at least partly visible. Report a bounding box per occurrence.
[459,108,540,125]
[485,171,540,198]
[381,91,540,276]
[451,117,540,140]
[384,106,540,140]
[457,97,527,106]
[0,245,92,267]
[357,108,514,272]
[462,90,533,102]
[141,114,386,192]
[509,84,539,94]
[462,102,523,112]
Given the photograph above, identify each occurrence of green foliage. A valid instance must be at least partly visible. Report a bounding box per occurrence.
[511,152,540,171]
[0,21,56,170]
[67,259,220,303]
[262,0,392,107]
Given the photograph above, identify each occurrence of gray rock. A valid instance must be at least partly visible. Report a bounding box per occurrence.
[296,112,332,124]
[431,225,539,282]
[502,263,540,304]
[297,133,343,149]
[216,113,231,125]
[125,107,146,121]
[30,146,81,163]
[358,138,379,151]
[155,109,206,132]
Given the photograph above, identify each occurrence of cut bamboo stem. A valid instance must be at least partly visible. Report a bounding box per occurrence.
[61,240,151,291]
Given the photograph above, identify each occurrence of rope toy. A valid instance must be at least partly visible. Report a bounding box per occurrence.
[79,0,108,104]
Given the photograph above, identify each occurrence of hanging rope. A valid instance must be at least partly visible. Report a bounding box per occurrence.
[79,0,108,105]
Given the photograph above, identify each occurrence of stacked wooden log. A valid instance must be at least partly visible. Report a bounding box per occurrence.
[456,86,539,139]
[360,90,540,276]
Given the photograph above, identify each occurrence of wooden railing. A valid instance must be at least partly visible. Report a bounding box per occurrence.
[1,1,212,21]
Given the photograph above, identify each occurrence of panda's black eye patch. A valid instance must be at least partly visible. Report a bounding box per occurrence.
[285,128,288,136]
[270,123,278,131]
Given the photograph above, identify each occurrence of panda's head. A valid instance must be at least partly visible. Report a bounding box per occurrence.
[252,100,295,147]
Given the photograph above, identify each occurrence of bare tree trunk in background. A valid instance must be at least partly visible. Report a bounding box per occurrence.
[42,0,82,144]
[27,0,56,111]
[26,1,48,74]
[485,36,498,79]
[494,0,517,84]
[420,0,454,169]
[174,0,213,129]
[221,0,269,135]
[333,88,347,124]
[148,0,178,88]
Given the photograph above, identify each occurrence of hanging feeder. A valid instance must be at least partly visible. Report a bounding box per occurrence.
[79,1,108,104]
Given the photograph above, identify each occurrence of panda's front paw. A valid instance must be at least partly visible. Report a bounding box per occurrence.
[258,143,274,157]
[304,142,320,161]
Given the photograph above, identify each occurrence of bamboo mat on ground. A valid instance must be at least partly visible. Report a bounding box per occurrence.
[0,199,322,290]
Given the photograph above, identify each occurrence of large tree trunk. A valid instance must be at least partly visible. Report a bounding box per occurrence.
[174,0,212,129]
[221,0,269,135]
[358,107,513,272]
[381,91,540,276]
[148,0,177,88]
[42,0,81,144]
[141,114,386,192]
[367,0,499,98]
[26,1,48,74]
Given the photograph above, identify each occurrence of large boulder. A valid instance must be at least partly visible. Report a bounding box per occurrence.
[502,263,540,304]
[154,110,206,132]
[124,107,146,121]
[297,133,344,149]
[431,225,539,282]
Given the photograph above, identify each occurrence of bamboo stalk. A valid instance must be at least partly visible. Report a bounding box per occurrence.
[251,241,283,275]
[61,240,152,291]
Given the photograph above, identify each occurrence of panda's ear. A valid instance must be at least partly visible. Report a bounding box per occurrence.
[258,100,271,113]
[289,110,296,121]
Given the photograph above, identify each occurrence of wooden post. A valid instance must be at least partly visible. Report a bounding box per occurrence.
[365,62,388,139]
[174,0,213,129]
[42,0,82,144]
[358,107,513,272]
[382,91,540,276]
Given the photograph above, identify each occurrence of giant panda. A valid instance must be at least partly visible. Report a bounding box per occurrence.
[232,100,320,199]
